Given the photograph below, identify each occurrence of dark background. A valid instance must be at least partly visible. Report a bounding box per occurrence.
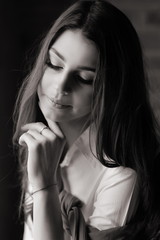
[0,1,159,240]
[0,1,76,239]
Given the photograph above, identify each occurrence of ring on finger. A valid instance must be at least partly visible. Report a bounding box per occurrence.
[39,126,48,135]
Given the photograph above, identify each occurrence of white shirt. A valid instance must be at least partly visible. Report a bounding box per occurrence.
[23,126,138,239]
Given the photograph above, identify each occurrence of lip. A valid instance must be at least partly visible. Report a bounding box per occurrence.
[47,97,72,109]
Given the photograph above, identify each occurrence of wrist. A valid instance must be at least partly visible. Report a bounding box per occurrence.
[32,183,57,196]
[30,176,57,191]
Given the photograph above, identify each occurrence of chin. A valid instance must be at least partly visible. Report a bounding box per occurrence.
[43,112,67,122]
[41,105,91,124]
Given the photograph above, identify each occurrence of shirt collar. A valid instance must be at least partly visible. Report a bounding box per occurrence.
[60,124,97,167]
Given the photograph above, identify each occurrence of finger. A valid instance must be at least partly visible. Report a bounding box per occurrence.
[22,122,59,140]
[38,127,57,140]
[45,118,64,139]
[27,129,58,144]
[21,122,46,132]
[21,122,55,137]
[19,132,36,147]
[27,129,45,141]
[21,122,64,139]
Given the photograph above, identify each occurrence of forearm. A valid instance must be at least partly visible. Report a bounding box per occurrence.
[33,185,64,240]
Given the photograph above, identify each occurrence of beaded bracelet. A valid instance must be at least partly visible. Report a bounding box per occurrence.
[31,183,57,196]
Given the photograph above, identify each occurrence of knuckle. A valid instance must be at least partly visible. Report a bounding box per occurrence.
[38,137,50,147]
[40,138,47,145]
[36,122,44,127]
[31,142,39,149]
[30,144,42,153]
[27,129,32,134]
[23,132,29,137]
[48,134,57,142]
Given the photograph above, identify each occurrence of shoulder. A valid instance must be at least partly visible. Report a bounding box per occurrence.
[95,166,137,200]
[103,166,137,181]
[88,166,138,230]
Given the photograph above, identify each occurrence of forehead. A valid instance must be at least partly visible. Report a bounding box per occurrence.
[50,29,98,68]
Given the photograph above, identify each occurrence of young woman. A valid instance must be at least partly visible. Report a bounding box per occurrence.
[13,1,160,239]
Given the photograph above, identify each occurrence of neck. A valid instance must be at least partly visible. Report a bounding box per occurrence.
[59,115,90,148]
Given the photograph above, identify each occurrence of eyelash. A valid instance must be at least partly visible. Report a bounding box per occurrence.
[74,75,93,85]
[46,60,63,71]
[45,59,93,85]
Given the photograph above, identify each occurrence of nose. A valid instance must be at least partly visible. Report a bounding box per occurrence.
[53,71,71,98]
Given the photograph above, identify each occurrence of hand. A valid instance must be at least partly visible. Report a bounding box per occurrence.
[19,122,65,190]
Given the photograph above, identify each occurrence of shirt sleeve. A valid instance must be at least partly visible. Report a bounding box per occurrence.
[88,166,138,231]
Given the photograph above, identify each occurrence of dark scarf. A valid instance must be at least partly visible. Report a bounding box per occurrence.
[59,189,157,240]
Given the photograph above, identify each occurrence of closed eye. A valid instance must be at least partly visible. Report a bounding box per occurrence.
[75,75,93,85]
[46,60,63,71]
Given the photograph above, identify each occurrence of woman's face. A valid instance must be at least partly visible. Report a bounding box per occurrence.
[37,29,98,124]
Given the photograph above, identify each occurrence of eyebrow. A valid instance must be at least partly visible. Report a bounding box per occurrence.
[50,47,65,61]
[77,66,96,72]
[50,47,96,72]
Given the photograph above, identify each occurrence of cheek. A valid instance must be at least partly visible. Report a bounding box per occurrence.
[39,69,54,90]
[37,72,53,98]
[39,73,48,91]
[37,71,46,92]
[74,88,93,107]
[37,81,46,104]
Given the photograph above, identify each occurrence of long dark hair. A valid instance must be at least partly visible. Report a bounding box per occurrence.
[13,0,160,238]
